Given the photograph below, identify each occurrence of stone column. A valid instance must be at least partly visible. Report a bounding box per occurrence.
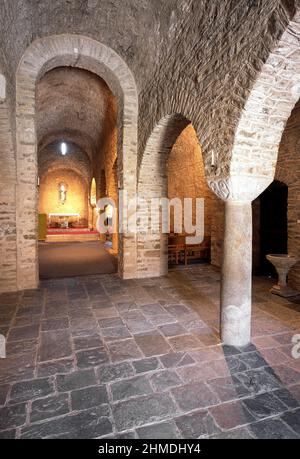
[208,175,273,347]
[221,200,252,347]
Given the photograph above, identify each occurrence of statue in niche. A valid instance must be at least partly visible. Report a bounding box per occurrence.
[59,183,67,204]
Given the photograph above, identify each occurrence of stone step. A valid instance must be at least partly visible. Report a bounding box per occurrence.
[46,233,99,242]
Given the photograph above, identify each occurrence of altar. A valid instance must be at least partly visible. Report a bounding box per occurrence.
[48,213,80,228]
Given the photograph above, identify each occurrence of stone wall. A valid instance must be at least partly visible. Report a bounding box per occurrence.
[0,75,17,292]
[139,0,295,177]
[222,9,300,206]
[275,98,300,290]
[38,169,89,226]
[137,115,190,277]
[1,1,296,174]
[97,127,119,252]
[167,124,215,239]
[0,1,299,291]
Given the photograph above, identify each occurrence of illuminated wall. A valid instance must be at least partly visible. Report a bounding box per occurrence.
[274,99,300,289]
[39,169,89,225]
[167,124,214,238]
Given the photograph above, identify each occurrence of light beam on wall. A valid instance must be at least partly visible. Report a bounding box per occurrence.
[60,142,67,155]
[90,178,97,207]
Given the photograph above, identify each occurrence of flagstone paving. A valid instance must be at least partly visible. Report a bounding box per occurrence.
[0,264,300,439]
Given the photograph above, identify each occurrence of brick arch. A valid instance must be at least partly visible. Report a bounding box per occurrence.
[16,34,138,290]
[137,114,203,277]
[228,10,300,198]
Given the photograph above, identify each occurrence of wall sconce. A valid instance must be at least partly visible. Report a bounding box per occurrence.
[211,150,218,170]
[59,182,68,205]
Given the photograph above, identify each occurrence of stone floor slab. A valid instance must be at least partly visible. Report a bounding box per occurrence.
[10,377,54,403]
[171,381,220,411]
[71,385,108,410]
[112,393,178,431]
[76,348,109,369]
[56,369,97,391]
[242,392,287,420]
[38,330,72,362]
[107,339,143,362]
[209,400,254,430]
[136,421,179,439]
[0,403,27,430]
[31,393,70,423]
[21,406,112,439]
[0,265,300,438]
[111,375,153,401]
[249,418,298,439]
[134,332,171,357]
[97,362,135,383]
[150,370,182,391]
[175,409,221,438]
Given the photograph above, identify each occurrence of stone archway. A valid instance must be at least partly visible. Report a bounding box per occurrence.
[137,114,208,278]
[16,34,138,290]
[208,10,300,346]
[225,10,300,197]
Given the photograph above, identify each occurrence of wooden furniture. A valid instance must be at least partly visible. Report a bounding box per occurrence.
[168,235,186,265]
[168,234,211,266]
[38,213,47,241]
[184,236,211,265]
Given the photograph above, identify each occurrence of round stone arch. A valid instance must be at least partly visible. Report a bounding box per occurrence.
[137,113,204,278]
[16,34,138,290]
[225,10,300,201]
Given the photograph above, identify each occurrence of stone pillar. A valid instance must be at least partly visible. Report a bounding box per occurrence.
[208,175,273,347]
[221,200,252,346]
[0,74,18,293]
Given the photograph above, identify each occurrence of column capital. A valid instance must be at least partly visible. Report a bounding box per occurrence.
[207,175,273,202]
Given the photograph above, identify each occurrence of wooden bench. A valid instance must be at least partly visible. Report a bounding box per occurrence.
[184,236,211,265]
[168,235,211,266]
[168,235,186,265]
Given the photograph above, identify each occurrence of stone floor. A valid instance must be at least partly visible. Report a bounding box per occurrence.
[39,241,117,278]
[0,264,300,439]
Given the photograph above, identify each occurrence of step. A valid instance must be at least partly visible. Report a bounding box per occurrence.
[46,233,99,242]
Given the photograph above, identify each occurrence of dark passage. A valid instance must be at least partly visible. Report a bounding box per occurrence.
[253,180,288,276]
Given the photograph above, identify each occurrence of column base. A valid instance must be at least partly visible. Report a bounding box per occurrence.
[221,335,251,348]
[270,284,299,298]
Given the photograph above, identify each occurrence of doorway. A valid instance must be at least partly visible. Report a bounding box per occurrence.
[252,180,288,276]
